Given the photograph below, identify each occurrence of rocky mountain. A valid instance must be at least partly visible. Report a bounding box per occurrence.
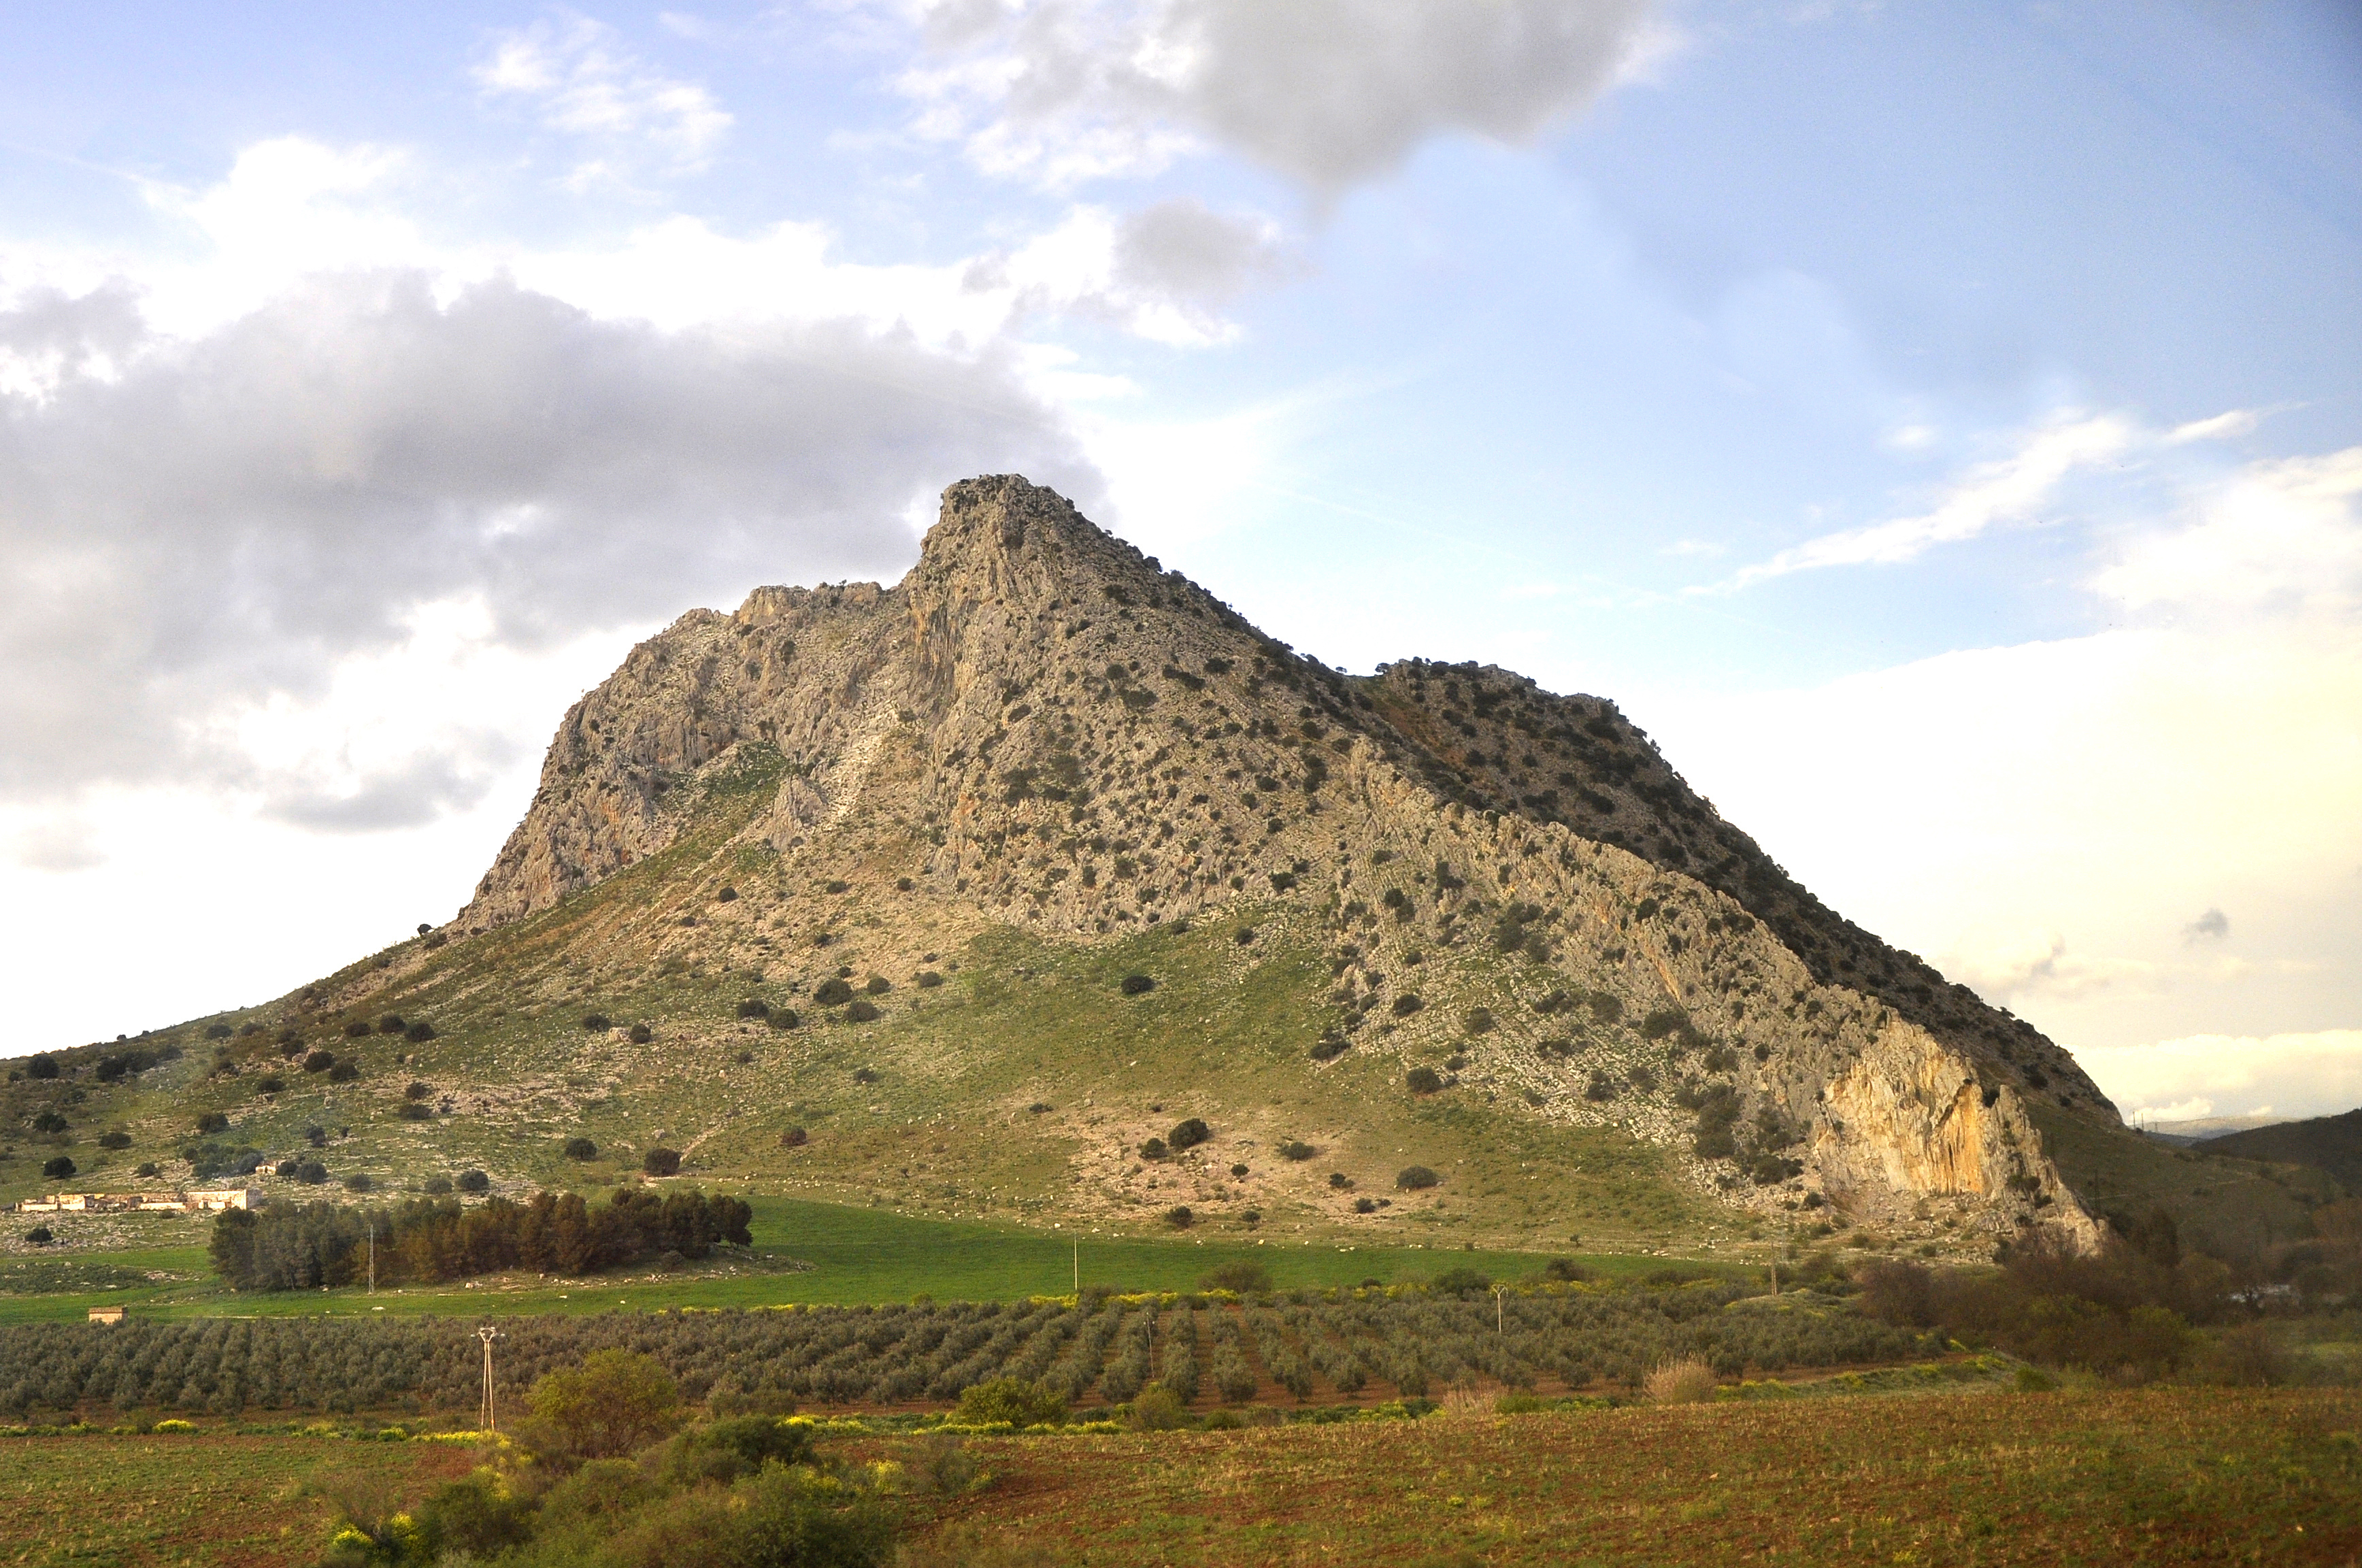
[407,475,2111,1246]
[34,474,2248,1256]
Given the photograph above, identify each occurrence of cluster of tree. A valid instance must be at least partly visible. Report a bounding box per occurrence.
[322,1350,910,1568]
[208,1188,754,1292]
[1855,1202,2362,1384]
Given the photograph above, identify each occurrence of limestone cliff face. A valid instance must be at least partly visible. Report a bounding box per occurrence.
[452,475,2111,1245]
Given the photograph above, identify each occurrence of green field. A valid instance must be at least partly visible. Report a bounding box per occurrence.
[0,1195,1742,1323]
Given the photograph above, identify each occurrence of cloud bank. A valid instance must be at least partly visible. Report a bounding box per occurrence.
[2075,1031,2362,1124]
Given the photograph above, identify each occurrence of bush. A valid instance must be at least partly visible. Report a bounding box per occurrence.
[954,1376,1067,1428]
[134,1162,159,1178]
[412,1473,534,1560]
[1640,1007,1689,1041]
[581,1014,612,1031]
[814,978,854,1007]
[327,1062,361,1083]
[736,999,770,1020]
[1229,1163,1249,1178]
[1129,1386,1186,1431]
[563,1137,598,1161]
[302,1050,335,1073]
[1391,994,1425,1016]
[1310,1035,1348,1062]
[378,1016,405,1035]
[457,1169,490,1193]
[769,1007,801,1030]
[256,1075,285,1094]
[525,1349,686,1462]
[24,1226,53,1245]
[916,971,945,988]
[343,1019,372,1039]
[1328,1172,1352,1189]
[1278,1140,1315,1161]
[1542,1258,1593,1282]
[204,1023,234,1040]
[1429,1267,1490,1295]
[40,1156,74,1178]
[627,1023,653,1044]
[661,1414,816,1487]
[644,1148,683,1177]
[1168,1117,1210,1152]
[31,1111,67,1134]
[403,1022,435,1043]
[422,1175,452,1195]
[1644,1358,1718,1404]
[2203,1324,2293,1387]
[846,999,881,1022]
[780,1127,808,1148]
[1165,1205,1194,1229]
[1200,1259,1272,1294]
[399,1103,431,1122]
[1354,1197,1378,1213]
[1396,1165,1440,1190]
[1405,1066,1444,1094]
[1463,1007,1495,1035]
[344,1173,373,1192]
[1120,973,1156,995]
[1140,1137,1168,1161]
[27,1054,58,1079]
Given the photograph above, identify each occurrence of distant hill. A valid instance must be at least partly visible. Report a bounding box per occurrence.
[2195,1110,2362,1192]
[2138,1115,2289,1148]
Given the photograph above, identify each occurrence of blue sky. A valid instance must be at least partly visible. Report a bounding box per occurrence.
[2,1,2357,1119]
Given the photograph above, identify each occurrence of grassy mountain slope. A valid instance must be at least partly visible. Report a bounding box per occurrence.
[2195,1110,2362,1195]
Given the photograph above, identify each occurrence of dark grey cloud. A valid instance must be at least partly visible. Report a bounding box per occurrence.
[0,271,1097,819]
[922,0,1658,193]
[2185,907,2230,942]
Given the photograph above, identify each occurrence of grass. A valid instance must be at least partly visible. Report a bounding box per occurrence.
[3,809,1743,1259]
[0,1195,1744,1323]
[912,1387,2362,1565]
[0,1429,476,1567]
[7,1388,2352,1567]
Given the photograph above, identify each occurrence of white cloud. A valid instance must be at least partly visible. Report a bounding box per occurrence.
[2074,1031,2362,1122]
[1719,410,2140,589]
[898,0,1661,193]
[1940,928,2155,1002]
[1638,427,2362,1058]
[475,13,733,180]
[2092,445,2362,616]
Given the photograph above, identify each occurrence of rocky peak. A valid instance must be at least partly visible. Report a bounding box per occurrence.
[435,474,2122,1246]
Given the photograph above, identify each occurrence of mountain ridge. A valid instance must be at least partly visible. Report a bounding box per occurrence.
[27,475,2249,1258]
[398,474,2108,1246]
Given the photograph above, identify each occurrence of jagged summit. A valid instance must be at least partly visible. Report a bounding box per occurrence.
[409,475,2121,1247]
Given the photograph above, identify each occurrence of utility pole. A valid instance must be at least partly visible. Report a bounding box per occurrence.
[1493,1284,1508,1378]
[477,1324,503,1433]
[367,1221,376,1295]
[1072,1237,1080,1295]
[1769,1257,1778,1297]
